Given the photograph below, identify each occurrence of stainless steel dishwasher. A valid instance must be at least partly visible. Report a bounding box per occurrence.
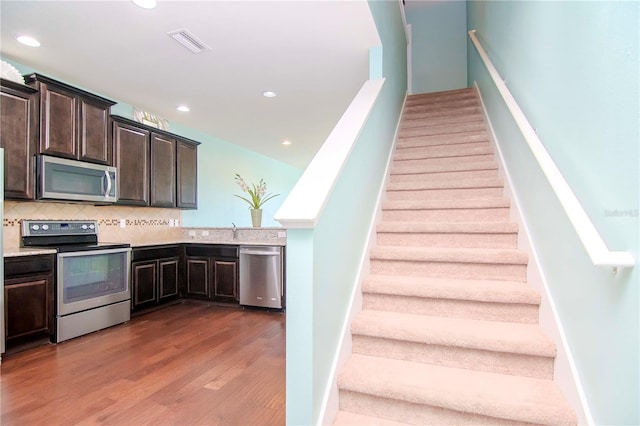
[239,246,283,309]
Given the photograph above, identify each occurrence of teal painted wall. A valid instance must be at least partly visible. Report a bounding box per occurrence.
[405,0,467,94]
[2,57,302,227]
[467,2,639,424]
[285,2,407,424]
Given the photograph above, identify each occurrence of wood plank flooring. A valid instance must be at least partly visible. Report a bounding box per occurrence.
[0,301,285,426]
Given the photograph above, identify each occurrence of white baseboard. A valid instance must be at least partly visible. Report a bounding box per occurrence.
[474,81,593,426]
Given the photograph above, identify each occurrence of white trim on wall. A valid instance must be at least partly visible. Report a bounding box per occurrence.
[475,81,594,426]
[318,90,408,425]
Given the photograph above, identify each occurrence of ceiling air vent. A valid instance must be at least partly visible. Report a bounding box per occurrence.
[167,28,211,54]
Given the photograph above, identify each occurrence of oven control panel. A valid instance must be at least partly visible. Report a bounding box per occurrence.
[21,220,98,237]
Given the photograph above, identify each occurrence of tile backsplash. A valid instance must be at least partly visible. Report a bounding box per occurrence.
[3,201,182,247]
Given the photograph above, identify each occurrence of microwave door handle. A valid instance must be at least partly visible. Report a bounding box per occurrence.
[103,170,112,197]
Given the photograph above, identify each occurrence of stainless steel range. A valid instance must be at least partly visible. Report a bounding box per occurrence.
[21,220,131,343]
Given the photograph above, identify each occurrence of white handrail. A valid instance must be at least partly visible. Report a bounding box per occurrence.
[274,78,385,229]
[468,29,634,270]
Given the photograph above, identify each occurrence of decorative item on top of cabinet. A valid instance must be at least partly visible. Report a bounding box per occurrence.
[24,73,116,165]
[110,115,199,209]
[131,245,180,312]
[0,78,38,199]
[3,254,55,352]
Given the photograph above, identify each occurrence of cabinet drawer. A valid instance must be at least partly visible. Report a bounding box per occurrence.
[5,255,55,279]
[186,245,238,259]
[132,245,181,262]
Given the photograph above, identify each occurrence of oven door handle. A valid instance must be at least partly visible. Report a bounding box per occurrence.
[57,247,132,258]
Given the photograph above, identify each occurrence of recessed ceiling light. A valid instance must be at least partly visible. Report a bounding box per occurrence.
[132,0,156,9]
[282,140,292,146]
[262,91,277,98]
[16,35,40,47]
[177,105,190,112]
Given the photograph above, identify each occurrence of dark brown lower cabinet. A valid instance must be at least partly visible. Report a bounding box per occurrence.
[131,245,180,311]
[3,255,55,349]
[185,245,239,304]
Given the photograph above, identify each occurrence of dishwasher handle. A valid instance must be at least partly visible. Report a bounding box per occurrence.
[240,249,280,256]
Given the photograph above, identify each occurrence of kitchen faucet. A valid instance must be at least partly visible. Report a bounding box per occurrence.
[232,222,237,239]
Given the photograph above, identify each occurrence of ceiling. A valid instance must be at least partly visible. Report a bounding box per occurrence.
[0,1,381,169]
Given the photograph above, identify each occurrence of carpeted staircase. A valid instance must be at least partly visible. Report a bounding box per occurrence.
[333,88,577,425]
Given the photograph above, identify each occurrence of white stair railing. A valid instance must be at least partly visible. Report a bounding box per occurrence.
[468,29,634,272]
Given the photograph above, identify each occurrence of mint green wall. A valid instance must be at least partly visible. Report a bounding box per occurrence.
[285,2,407,424]
[172,123,302,228]
[405,0,467,94]
[1,57,302,226]
[467,2,639,424]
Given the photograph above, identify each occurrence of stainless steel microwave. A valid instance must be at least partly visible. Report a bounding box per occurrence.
[36,155,117,203]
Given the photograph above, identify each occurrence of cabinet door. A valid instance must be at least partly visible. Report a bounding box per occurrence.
[213,259,238,302]
[150,133,176,207]
[132,260,157,309]
[0,83,38,199]
[186,257,209,299]
[79,97,111,164]
[113,119,150,206]
[176,140,197,209]
[159,258,179,301]
[38,82,78,159]
[4,274,53,341]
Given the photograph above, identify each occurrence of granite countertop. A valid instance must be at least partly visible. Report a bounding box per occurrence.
[4,239,285,257]
[4,246,58,258]
[130,239,286,248]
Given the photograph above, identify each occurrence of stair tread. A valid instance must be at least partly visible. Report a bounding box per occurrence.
[377,221,518,233]
[382,198,510,210]
[352,310,555,356]
[390,161,498,175]
[363,274,540,305]
[370,246,528,265]
[338,354,577,426]
[334,410,410,426]
[387,177,503,191]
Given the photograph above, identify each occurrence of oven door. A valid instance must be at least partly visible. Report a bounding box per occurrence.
[57,247,131,316]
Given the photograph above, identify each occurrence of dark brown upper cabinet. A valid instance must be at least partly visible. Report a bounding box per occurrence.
[177,140,198,209]
[112,117,150,206]
[110,115,199,209]
[0,78,38,199]
[150,133,176,208]
[25,73,116,165]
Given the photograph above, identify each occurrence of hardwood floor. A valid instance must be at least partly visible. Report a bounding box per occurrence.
[0,301,285,425]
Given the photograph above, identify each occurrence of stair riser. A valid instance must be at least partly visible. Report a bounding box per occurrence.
[404,98,480,112]
[391,160,498,174]
[394,154,495,168]
[352,335,554,379]
[370,259,528,282]
[381,208,511,222]
[377,231,518,249]
[397,132,489,148]
[395,141,491,157]
[402,106,482,121]
[399,123,486,138]
[386,187,504,201]
[401,114,484,130]
[390,169,499,183]
[407,89,476,103]
[339,391,533,426]
[394,148,493,162]
[362,293,540,324]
